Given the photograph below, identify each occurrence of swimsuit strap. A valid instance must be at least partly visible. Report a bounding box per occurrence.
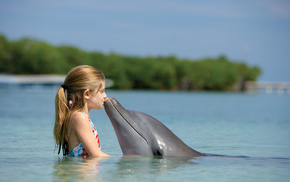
[80,110,101,149]
[80,110,89,118]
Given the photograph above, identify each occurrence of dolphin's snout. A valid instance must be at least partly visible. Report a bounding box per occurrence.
[107,97,120,106]
[104,97,109,102]
[105,97,115,102]
[104,97,114,105]
[104,97,122,112]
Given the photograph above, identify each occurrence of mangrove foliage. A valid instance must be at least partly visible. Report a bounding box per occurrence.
[0,34,261,90]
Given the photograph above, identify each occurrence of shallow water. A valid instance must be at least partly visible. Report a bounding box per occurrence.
[0,85,289,181]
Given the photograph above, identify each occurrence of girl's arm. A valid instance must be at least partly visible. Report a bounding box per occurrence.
[72,112,109,157]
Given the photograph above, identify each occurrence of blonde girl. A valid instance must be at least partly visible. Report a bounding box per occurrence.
[54,65,109,157]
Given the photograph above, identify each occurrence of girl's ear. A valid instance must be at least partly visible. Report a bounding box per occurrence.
[83,89,90,100]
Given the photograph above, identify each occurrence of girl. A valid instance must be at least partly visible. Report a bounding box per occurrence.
[54,65,109,158]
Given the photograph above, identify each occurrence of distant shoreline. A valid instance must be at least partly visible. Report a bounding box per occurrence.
[0,74,66,84]
[1,74,289,94]
[0,74,114,88]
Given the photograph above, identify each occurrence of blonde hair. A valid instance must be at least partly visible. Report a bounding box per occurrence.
[53,65,105,155]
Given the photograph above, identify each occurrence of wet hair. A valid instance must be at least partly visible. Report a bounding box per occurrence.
[53,65,105,155]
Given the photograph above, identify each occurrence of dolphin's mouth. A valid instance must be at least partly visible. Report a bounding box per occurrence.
[106,97,148,144]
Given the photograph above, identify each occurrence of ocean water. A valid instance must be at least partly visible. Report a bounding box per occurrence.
[0,85,289,182]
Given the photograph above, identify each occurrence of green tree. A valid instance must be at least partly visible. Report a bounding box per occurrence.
[10,38,65,74]
[0,34,261,90]
[0,35,11,73]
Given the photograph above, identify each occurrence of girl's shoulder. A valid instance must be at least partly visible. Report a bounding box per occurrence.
[71,111,89,126]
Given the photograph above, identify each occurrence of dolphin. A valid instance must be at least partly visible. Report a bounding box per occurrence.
[104,97,204,157]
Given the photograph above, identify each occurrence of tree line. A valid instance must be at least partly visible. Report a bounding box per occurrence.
[0,34,261,91]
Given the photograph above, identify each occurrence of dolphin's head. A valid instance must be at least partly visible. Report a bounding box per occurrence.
[104,97,153,156]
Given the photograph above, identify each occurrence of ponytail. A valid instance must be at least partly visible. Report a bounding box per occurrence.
[53,86,69,155]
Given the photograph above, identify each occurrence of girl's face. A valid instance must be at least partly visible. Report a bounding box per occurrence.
[87,82,107,110]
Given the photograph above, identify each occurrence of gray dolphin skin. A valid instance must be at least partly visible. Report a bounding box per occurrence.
[104,97,204,157]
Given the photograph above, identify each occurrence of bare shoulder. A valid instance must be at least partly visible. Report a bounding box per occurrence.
[71,111,90,128]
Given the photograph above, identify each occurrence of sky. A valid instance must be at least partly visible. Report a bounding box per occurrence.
[0,0,289,82]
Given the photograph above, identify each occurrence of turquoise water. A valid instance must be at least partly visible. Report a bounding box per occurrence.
[0,85,289,181]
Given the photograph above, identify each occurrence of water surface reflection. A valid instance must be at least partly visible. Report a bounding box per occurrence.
[53,156,197,181]
[53,157,105,181]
